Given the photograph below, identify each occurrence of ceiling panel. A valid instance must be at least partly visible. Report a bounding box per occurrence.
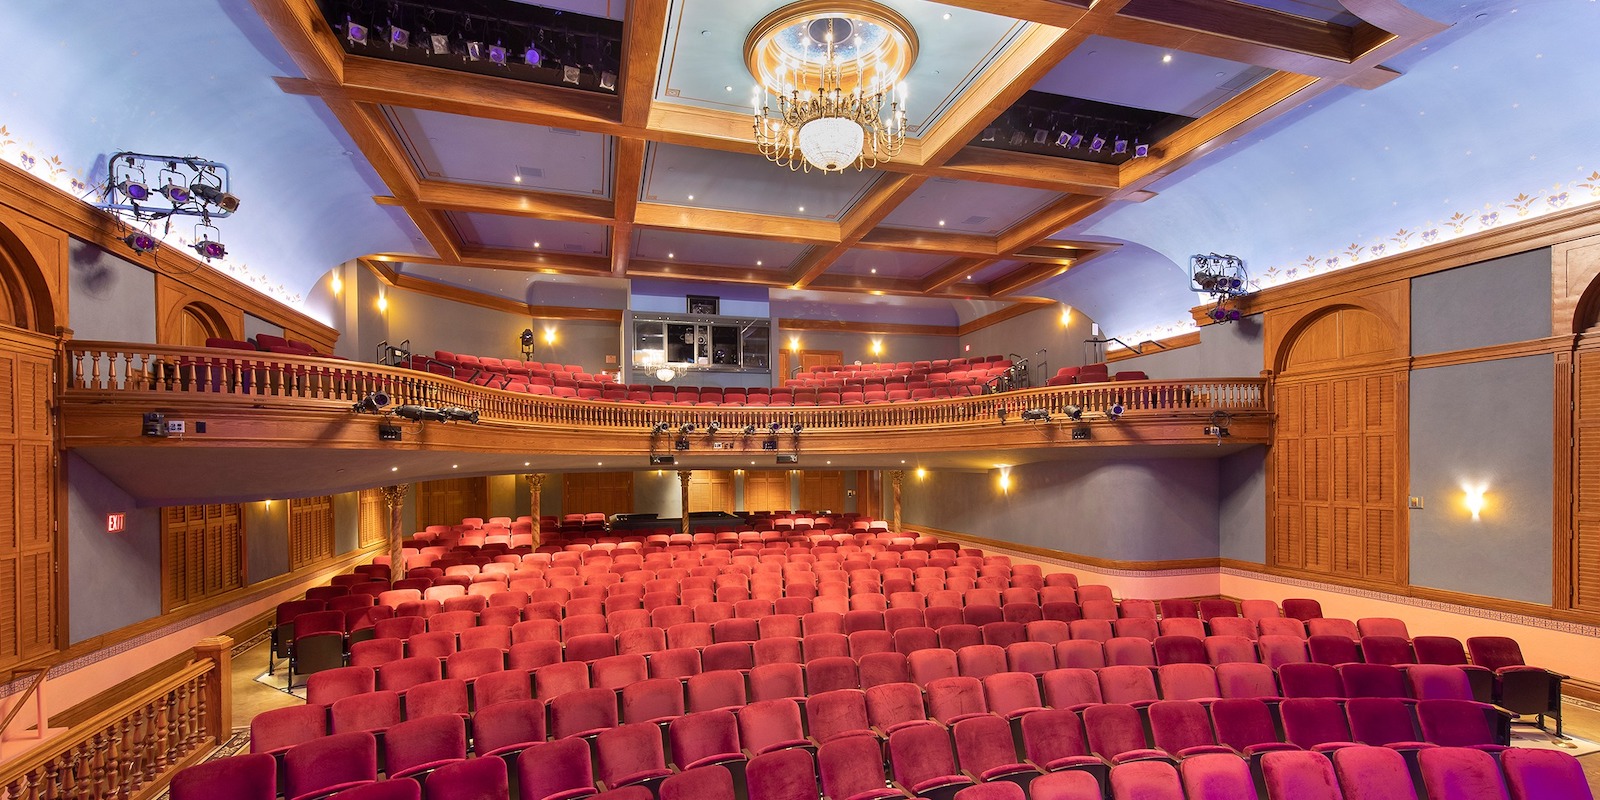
[1032,35,1270,118]
[880,178,1062,234]
[827,249,952,279]
[966,258,1025,283]
[1225,0,1359,25]
[510,0,628,20]
[385,106,613,197]
[643,142,881,220]
[633,228,810,270]
[448,212,610,255]
[396,262,630,306]
[656,0,1030,132]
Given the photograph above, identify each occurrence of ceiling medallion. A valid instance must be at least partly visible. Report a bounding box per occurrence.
[746,1,917,173]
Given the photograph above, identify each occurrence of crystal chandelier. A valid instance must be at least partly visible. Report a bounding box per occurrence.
[748,8,914,174]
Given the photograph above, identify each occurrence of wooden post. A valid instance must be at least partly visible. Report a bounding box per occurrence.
[381,484,410,580]
[191,636,232,744]
[678,470,693,535]
[525,474,545,547]
[891,470,904,533]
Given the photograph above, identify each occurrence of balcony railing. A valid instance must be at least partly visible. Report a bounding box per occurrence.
[65,342,1269,432]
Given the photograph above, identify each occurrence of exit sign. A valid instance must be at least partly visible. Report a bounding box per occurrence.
[107,513,126,533]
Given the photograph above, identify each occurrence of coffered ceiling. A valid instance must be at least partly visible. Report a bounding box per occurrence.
[253,0,1445,305]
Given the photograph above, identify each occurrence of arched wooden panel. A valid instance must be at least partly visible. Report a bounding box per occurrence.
[1268,290,1408,587]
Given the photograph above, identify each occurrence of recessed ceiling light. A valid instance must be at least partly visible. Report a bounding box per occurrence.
[668,252,675,259]
[938,220,945,226]
[391,466,399,472]
[524,462,531,466]
[725,85,733,91]
[797,206,805,212]
[533,241,542,248]
[756,260,763,266]
[1162,53,1173,63]
[870,268,877,274]
[597,461,603,466]
[452,464,458,469]
[967,275,973,279]
[943,12,951,19]
[900,460,906,464]
[826,460,832,464]
[513,175,522,183]
[687,194,694,200]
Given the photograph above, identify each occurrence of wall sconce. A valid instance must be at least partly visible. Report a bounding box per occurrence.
[996,464,1011,493]
[789,335,801,351]
[543,327,557,346]
[1060,306,1072,327]
[870,339,884,357]
[330,272,343,296]
[915,467,927,480]
[1462,482,1488,521]
[376,291,388,313]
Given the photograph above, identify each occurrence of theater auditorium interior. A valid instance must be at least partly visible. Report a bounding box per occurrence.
[1,0,1599,797]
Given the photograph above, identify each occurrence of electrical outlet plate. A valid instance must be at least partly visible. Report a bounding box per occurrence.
[1408,496,1424,509]
[165,420,185,434]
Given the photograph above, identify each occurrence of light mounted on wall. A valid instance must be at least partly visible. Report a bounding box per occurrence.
[870,339,884,357]
[1060,306,1072,327]
[915,466,926,479]
[330,272,343,296]
[376,291,388,313]
[996,464,1011,493]
[1462,482,1488,521]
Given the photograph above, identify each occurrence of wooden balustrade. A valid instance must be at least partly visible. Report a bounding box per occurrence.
[64,342,1269,434]
[0,637,231,800]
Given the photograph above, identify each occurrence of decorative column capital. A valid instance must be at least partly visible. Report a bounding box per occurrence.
[525,473,545,489]
[677,470,694,487]
[380,484,409,507]
[891,470,905,487]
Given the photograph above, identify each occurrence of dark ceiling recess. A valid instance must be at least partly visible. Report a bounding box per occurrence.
[317,0,624,95]
[972,91,1193,164]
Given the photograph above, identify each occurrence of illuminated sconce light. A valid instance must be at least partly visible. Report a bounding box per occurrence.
[789,336,801,351]
[1060,306,1072,327]
[1462,483,1487,521]
[330,272,343,295]
[376,292,388,313]
[543,328,557,345]
[996,464,1011,493]
[915,466,927,479]
[870,339,884,357]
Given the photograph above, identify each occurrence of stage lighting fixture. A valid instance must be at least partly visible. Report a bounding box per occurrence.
[192,239,227,260]
[344,17,369,43]
[1088,135,1106,153]
[1066,131,1084,148]
[387,26,410,48]
[395,404,448,422]
[1107,403,1125,420]
[429,33,450,55]
[159,182,191,205]
[1133,142,1150,158]
[680,423,697,435]
[524,46,543,66]
[791,423,804,434]
[768,422,783,433]
[1021,408,1050,422]
[562,65,581,85]
[1032,129,1049,145]
[352,391,391,414]
[488,44,508,65]
[743,424,758,436]
[117,178,150,202]
[440,407,480,423]
[1113,138,1129,155]
[122,232,158,254]
[520,329,535,348]
[142,411,167,437]
[1064,405,1084,421]
[981,127,998,142]
[1054,131,1071,147]
[1009,131,1027,146]
[599,71,617,91]
[190,183,241,213]
[706,421,721,435]
[652,422,670,434]
[466,41,484,60]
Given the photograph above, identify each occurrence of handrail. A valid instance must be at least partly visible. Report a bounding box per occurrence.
[0,638,230,800]
[63,342,1269,437]
[0,668,47,740]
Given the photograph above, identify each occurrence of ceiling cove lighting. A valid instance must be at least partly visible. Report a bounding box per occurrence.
[748,2,916,173]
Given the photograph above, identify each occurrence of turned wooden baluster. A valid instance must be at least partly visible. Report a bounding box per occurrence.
[88,730,110,800]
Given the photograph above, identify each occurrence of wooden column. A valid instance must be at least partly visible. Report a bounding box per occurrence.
[191,636,232,743]
[381,484,410,580]
[525,474,545,547]
[891,470,904,533]
[678,470,693,535]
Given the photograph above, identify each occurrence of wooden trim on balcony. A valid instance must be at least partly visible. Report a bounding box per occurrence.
[1106,331,1203,363]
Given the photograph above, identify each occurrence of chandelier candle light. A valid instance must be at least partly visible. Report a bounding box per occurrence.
[747,2,917,173]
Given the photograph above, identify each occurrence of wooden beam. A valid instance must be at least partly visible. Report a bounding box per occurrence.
[997,195,1104,254]
[986,246,1113,297]
[914,0,1091,29]
[856,229,998,258]
[406,207,462,262]
[619,0,670,128]
[633,203,840,245]
[935,148,1123,195]
[249,0,345,83]
[787,174,928,288]
[611,138,647,275]
[411,181,614,224]
[625,259,793,286]
[916,24,1081,164]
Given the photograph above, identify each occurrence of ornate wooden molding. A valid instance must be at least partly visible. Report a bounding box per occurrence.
[1408,335,1571,371]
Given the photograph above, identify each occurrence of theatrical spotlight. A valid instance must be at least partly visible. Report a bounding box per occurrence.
[652,422,671,434]
[680,423,697,435]
[1107,403,1125,421]
[352,391,391,414]
[190,182,241,213]
[122,232,158,254]
[1021,408,1051,422]
[791,423,804,434]
[768,422,783,433]
[1088,135,1106,154]
[394,404,448,422]
[706,421,721,435]
[159,181,191,205]
[440,407,480,423]
[1064,405,1084,421]
[117,177,150,203]
[743,424,758,436]
[192,239,226,260]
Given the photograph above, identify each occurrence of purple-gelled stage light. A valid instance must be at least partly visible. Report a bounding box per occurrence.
[1113,138,1128,155]
[118,179,150,202]
[1227,309,1241,322]
[1088,135,1106,153]
[488,44,507,65]
[192,239,227,260]
[1133,142,1149,158]
[1066,131,1083,148]
[346,20,369,44]
[123,233,157,253]
[1055,131,1071,146]
[388,26,410,48]
[524,46,542,66]
[160,182,190,205]
[1211,307,1228,322]
[466,41,483,60]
